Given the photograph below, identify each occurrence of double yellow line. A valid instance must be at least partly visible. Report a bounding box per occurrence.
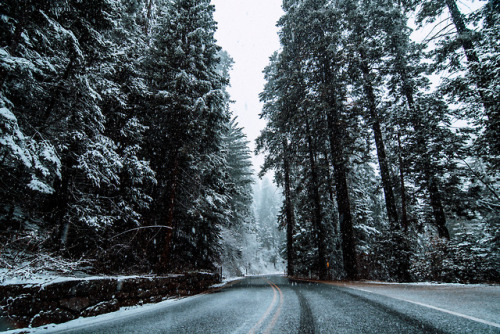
[248,279,284,334]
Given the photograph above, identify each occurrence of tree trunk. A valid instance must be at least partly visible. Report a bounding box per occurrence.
[359,55,412,280]
[283,138,295,277]
[159,154,180,273]
[428,175,450,239]
[360,60,400,229]
[444,0,498,155]
[50,145,77,252]
[324,149,336,205]
[444,0,480,64]
[326,108,357,280]
[320,58,357,280]
[305,117,328,280]
[398,60,450,240]
[397,132,409,230]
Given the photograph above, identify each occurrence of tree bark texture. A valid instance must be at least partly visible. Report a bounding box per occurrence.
[283,139,296,277]
[428,175,450,239]
[159,155,179,272]
[326,109,357,280]
[305,117,328,280]
[397,132,409,230]
[360,60,400,229]
[444,0,499,155]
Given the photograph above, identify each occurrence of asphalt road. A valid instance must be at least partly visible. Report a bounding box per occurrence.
[42,275,499,334]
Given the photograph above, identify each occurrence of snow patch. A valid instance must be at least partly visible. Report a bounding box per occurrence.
[0,272,185,287]
[0,106,16,122]
[27,176,54,194]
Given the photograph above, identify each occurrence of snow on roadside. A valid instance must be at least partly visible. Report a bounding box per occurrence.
[359,280,498,287]
[210,276,243,289]
[210,273,287,289]
[0,269,183,287]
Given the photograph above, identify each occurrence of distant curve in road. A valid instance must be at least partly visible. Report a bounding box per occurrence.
[43,275,499,334]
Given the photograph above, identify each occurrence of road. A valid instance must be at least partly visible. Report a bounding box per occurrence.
[36,275,499,334]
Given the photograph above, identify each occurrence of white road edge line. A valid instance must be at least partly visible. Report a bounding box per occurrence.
[351,287,500,329]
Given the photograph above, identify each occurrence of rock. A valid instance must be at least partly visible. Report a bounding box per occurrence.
[74,279,117,301]
[60,297,90,312]
[38,281,77,300]
[0,285,33,301]
[5,294,36,316]
[1,272,221,329]
[30,308,74,328]
[81,299,119,317]
[8,315,30,329]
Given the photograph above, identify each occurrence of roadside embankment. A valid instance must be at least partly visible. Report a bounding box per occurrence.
[0,272,220,330]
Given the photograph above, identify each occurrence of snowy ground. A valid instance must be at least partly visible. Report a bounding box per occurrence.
[209,276,243,288]
[0,271,143,286]
[0,269,188,288]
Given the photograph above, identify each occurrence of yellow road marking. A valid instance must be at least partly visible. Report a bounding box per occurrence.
[263,281,284,334]
[248,280,278,334]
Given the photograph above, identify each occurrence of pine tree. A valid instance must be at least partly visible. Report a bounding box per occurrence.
[219,117,255,276]
[0,0,127,257]
[0,1,65,233]
[415,0,499,160]
[259,0,360,279]
[143,0,229,272]
[224,118,254,228]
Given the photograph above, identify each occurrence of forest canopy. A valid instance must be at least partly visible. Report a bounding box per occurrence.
[257,0,499,282]
[0,0,498,283]
[0,0,258,279]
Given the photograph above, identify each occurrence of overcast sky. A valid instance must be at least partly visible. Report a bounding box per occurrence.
[212,0,283,174]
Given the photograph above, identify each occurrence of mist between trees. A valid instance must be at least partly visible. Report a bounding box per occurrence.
[0,0,498,283]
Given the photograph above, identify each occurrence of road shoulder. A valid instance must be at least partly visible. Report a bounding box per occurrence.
[327,281,500,329]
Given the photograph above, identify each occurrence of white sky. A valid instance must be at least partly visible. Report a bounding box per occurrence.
[212,0,283,173]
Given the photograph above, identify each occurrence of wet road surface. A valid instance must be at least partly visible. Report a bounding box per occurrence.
[40,275,499,334]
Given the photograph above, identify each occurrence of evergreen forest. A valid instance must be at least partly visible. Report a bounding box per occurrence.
[257,0,499,282]
[1,0,259,279]
[1,0,499,284]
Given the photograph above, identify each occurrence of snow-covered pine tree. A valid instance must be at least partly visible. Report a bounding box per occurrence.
[224,118,254,229]
[413,0,499,161]
[143,0,229,272]
[90,0,157,272]
[0,1,64,238]
[0,0,128,263]
[376,0,499,282]
[35,1,135,259]
[219,117,256,276]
